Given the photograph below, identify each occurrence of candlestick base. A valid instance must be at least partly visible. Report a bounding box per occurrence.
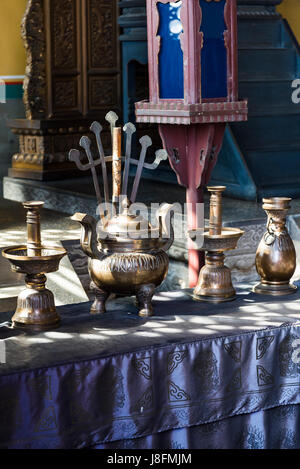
[12,274,60,331]
[192,293,237,304]
[193,252,237,303]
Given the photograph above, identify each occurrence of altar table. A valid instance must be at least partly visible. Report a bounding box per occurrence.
[1,286,300,449]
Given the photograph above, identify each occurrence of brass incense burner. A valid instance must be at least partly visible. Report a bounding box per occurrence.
[254,197,297,296]
[189,186,244,303]
[2,201,66,330]
[69,112,175,317]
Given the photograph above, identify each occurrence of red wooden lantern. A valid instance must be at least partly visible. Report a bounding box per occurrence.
[136,0,248,287]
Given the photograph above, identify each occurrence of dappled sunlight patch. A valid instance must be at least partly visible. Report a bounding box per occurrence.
[189,328,218,335]
[133,331,162,338]
[187,316,218,325]
[252,311,281,317]
[284,303,300,311]
[155,291,186,301]
[44,331,74,340]
[237,324,268,331]
[212,324,236,331]
[155,327,183,334]
[79,333,108,340]
[240,305,268,313]
[93,329,128,336]
[143,321,168,328]
[26,337,53,344]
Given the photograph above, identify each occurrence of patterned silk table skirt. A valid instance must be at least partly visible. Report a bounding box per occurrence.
[1,286,300,449]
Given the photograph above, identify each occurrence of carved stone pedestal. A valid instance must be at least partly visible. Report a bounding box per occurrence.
[7,118,106,180]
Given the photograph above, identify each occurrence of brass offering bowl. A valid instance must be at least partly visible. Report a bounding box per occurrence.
[2,201,66,330]
[253,197,297,296]
[189,186,244,303]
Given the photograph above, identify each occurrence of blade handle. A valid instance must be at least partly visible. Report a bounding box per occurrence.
[112,127,122,203]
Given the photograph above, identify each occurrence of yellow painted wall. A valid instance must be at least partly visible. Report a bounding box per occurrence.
[278,0,300,43]
[0,0,27,76]
[0,0,299,78]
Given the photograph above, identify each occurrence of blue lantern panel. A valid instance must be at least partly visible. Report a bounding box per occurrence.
[157,1,184,99]
[200,0,228,99]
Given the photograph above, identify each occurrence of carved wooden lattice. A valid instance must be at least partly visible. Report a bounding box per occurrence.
[22,0,47,119]
[21,0,121,120]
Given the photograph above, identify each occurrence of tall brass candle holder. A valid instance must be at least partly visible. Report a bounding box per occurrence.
[2,201,66,330]
[253,197,297,296]
[189,187,244,303]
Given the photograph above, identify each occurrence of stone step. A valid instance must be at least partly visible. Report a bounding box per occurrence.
[256,184,300,201]
[239,80,297,116]
[238,48,297,81]
[232,114,300,150]
[243,150,300,190]
[238,17,282,48]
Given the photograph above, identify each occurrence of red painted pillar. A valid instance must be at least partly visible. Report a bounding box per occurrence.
[159,123,226,287]
[186,185,204,287]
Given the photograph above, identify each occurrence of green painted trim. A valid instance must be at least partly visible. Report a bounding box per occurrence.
[0,83,23,100]
[5,83,23,100]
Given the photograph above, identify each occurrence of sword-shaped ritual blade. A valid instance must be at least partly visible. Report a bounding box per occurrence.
[90,121,110,205]
[105,111,119,139]
[79,136,103,210]
[130,135,152,204]
[122,122,136,197]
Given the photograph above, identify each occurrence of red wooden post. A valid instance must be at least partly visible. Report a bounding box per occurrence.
[136,0,247,287]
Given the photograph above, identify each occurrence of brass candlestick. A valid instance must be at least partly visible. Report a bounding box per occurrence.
[254,197,297,296]
[189,186,244,303]
[2,201,66,330]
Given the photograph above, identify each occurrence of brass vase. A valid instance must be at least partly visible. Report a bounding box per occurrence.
[254,197,297,296]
